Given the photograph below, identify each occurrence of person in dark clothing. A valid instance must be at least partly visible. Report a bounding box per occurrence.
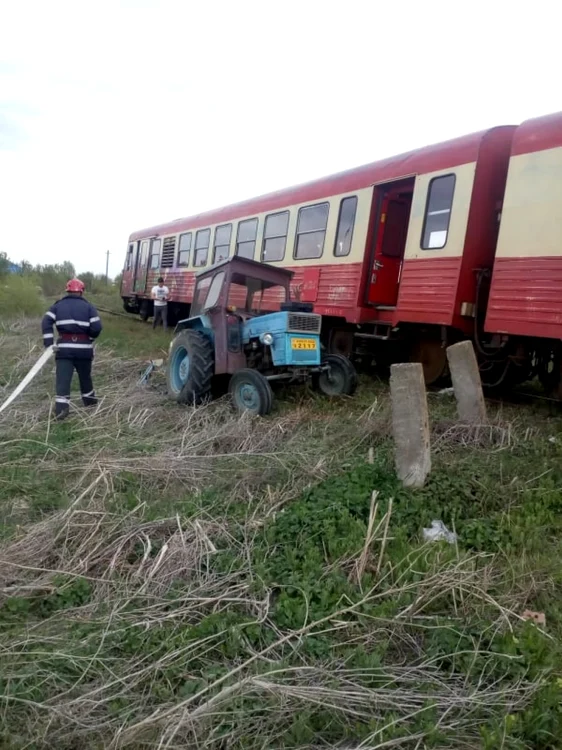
[41,278,103,420]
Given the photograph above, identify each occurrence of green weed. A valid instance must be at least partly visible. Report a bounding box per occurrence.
[0,314,561,748]
[0,275,44,317]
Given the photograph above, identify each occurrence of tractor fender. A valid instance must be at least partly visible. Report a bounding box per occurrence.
[174,314,212,336]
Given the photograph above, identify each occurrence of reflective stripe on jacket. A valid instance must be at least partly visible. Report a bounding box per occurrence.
[41,295,102,359]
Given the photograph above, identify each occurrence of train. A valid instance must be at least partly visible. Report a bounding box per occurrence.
[120,110,562,397]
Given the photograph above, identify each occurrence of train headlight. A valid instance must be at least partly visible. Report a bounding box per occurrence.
[261,332,274,346]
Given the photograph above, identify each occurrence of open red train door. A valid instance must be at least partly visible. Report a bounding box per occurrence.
[367,181,414,307]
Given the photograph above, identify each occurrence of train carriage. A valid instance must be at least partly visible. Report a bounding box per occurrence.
[485,112,562,396]
[120,110,562,392]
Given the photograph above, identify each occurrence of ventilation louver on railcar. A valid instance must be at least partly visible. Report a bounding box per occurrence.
[161,237,176,268]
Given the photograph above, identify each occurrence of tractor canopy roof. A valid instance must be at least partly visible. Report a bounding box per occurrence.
[195,255,294,285]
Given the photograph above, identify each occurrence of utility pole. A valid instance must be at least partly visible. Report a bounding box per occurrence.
[105,250,110,284]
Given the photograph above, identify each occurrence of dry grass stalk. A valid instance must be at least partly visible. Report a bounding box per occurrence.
[0,317,548,749]
[376,497,393,576]
[352,491,379,584]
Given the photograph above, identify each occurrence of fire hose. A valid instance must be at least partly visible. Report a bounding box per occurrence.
[0,345,55,415]
[0,346,164,414]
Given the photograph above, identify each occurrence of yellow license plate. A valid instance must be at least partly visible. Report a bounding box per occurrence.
[291,338,317,350]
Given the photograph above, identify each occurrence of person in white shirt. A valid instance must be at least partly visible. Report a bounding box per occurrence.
[151,277,170,330]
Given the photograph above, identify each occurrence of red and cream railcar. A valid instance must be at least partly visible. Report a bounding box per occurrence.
[484,112,562,394]
[120,111,562,389]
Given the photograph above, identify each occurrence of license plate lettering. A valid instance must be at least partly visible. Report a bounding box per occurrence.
[291,338,317,350]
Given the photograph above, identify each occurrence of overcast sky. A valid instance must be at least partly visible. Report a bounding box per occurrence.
[0,0,558,277]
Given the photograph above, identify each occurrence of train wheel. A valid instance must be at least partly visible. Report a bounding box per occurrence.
[139,300,151,322]
[538,346,562,399]
[410,338,448,385]
[122,299,139,315]
[329,328,354,358]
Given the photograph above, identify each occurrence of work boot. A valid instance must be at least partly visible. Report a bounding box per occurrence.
[55,408,70,421]
[81,390,98,408]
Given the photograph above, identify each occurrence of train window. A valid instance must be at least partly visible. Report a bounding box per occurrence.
[140,240,149,267]
[421,174,456,250]
[294,202,329,260]
[126,244,134,270]
[149,239,162,269]
[334,196,357,257]
[194,228,211,267]
[236,218,258,259]
[177,232,192,266]
[262,211,289,262]
[213,223,232,263]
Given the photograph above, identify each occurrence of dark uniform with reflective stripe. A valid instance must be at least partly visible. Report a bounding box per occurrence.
[41,294,103,418]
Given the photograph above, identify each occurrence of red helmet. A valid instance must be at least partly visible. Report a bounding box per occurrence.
[66,278,85,293]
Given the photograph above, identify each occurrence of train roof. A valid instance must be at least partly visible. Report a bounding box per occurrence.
[129,124,516,242]
[511,110,562,157]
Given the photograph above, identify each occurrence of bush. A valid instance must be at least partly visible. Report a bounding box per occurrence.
[0,252,10,277]
[79,272,113,295]
[32,262,76,297]
[0,275,45,318]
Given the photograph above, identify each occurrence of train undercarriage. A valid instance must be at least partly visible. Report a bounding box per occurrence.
[122,296,189,327]
[324,319,562,400]
[122,294,562,399]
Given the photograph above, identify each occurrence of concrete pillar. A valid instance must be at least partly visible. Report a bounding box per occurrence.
[389,363,431,488]
[446,341,487,424]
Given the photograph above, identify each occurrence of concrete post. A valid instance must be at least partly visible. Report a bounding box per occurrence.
[389,363,431,488]
[446,341,487,424]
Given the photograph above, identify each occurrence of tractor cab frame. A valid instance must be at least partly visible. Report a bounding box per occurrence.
[166,256,357,415]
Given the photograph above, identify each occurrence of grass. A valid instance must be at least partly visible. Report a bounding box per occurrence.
[0,275,45,317]
[0,312,561,748]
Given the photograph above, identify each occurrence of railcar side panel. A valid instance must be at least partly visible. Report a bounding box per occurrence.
[392,161,476,328]
[121,129,492,322]
[123,188,373,320]
[393,257,462,326]
[486,138,562,338]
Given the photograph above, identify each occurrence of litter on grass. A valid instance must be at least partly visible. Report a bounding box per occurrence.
[423,519,457,544]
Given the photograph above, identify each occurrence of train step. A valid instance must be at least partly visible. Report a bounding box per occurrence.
[354,330,391,342]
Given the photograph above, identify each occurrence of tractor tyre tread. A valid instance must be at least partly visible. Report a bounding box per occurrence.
[314,353,358,396]
[228,369,273,416]
[167,330,214,405]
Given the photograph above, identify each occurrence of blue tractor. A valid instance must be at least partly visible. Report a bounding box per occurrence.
[166,255,357,415]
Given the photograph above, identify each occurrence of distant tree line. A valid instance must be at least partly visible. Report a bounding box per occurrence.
[0,252,121,296]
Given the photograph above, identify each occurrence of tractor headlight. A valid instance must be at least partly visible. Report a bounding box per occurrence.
[261,332,274,346]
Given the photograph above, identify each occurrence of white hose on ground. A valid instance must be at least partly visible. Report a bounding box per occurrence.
[0,346,55,414]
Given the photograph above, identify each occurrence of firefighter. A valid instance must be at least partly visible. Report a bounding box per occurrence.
[41,278,103,420]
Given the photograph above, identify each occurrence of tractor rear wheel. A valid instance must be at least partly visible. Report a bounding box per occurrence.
[167,330,214,405]
[228,369,273,416]
[314,354,358,397]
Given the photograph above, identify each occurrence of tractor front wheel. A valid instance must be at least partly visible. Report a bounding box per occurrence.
[228,369,273,416]
[314,354,358,397]
[167,330,214,405]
